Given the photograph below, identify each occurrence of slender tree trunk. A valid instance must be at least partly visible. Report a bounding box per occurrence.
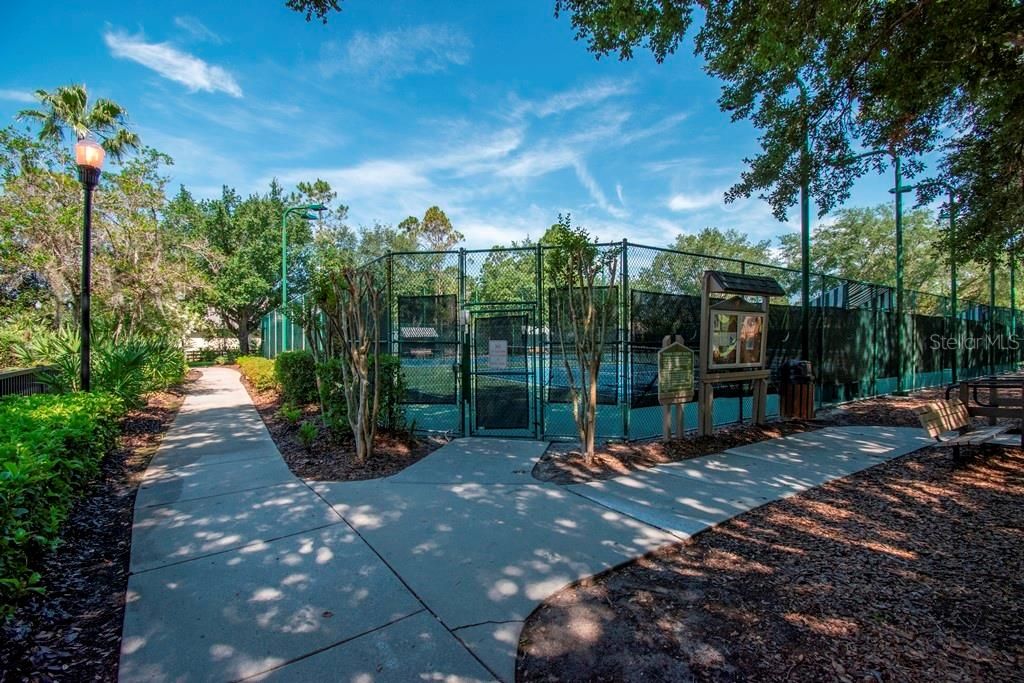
[237,316,250,354]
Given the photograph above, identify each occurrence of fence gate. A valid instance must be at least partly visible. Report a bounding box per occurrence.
[469,306,537,436]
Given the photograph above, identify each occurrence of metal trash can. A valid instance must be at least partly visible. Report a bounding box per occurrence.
[779,359,815,419]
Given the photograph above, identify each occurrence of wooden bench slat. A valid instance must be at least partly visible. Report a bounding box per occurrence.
[915,398,970,439]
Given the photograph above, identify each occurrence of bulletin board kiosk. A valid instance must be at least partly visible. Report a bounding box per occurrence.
[698,270,785,436]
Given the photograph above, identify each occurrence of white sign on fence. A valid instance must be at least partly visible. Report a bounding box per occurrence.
[489,340,508,370]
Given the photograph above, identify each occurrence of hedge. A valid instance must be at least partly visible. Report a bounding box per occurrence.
[275,351,317,405]
[236,356,279,392]
[0,392,125,614]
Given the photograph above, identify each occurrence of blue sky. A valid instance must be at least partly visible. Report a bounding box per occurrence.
[1,1,908,249]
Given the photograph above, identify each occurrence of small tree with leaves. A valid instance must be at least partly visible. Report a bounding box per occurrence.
[306,263,386,464]
[544,215,619,462]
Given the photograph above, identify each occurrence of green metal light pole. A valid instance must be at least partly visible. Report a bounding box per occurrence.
[842,148,906,393]
[280,204,326,353]
[886,156,912,394]
[900,181,959,382]
[796,77,812,362]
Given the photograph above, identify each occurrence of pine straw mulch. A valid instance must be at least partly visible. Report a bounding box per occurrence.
[518,444,1024,683]
[533,381,1008,485]
[0,372,195,683]
[237,371,443,481]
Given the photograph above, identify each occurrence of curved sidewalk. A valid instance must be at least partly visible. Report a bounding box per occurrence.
[120,367,933,682]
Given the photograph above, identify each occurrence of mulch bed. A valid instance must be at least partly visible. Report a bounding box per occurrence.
[0,372,195,683]
[518,445,1024,682]
[533,420,820,485]
[238,371,442,481]
[533,383,1002,485]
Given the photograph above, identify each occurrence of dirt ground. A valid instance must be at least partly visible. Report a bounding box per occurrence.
[0,374,193,683]
[238,372,443,481]
[518,445,1024,682]
[533,384,996,484]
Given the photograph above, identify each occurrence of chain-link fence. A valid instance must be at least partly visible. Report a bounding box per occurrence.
[261,240,1023,441]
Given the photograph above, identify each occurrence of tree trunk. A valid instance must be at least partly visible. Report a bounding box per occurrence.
[237,316,250,354]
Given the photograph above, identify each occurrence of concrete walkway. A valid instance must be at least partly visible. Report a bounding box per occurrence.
[120,367,934,682]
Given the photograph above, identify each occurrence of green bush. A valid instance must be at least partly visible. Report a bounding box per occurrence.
[0,392,125,614]
[278,403,302,425]
[315,358,347,432]
[297,421,318,449]
[236,356,279,392]
[314,354,406,433]
[373,354,406,431]
[14,326,185,407]
[275,350,317,405]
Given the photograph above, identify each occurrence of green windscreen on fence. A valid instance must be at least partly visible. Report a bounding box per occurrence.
[258,241,1022,440]
[398,294,459,404]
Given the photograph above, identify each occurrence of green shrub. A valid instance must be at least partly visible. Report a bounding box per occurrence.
[373,354,406,431]
[314,355,406,433]
[315,358,347,432]
[297,421,318,450]
[0,392,125,614]
[14,326,185,406]
[275,351,317,405]
[236,356,279,392]
[278,403,302,425]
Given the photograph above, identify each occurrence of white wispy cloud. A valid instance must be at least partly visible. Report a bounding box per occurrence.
[104,29,242,97]
[319,25,471,81]
[574,161,628,219]
[523,80,633,118]
[174,16,222,44]
[0,88,34,103]
[667,190,724,212]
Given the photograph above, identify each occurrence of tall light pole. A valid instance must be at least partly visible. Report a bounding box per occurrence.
[841,148,906,393]
[902,181,958,382]
[887,155,911,393]
[74,137,105,391]
[280,204,325,353]
[796,77,812,362]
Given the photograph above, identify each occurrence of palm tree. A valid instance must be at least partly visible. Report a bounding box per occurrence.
[17,84,140,161]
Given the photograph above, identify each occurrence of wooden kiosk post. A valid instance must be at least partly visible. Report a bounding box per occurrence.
[659,335,694,439]
[697,270,785,436]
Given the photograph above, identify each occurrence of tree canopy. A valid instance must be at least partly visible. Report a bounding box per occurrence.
[555,0,1024,262]
[17,84,140,160]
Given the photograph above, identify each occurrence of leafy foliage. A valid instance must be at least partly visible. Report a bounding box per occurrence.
[296,421,318,449]
[542,215,620,461]
[0,391,124,614]
[14,326,185,406]
[555,0,1024,261]
[634,228,775,294]
[168,182,313,354]
[278,403,302,425]
[274,350,318,406]
[17,83,140,160]
[286,0,343,23]
[372,354,406,432]
[236,356,279,393]
[0,128,197,337]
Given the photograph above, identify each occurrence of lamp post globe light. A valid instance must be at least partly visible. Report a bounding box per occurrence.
[75,136,105,391]
[280,203,326,353]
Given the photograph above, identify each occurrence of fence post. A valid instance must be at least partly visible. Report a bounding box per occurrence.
[536,242,546,439]
[459,248,468,436]
[386,252,394,355]
[990,258,997,376]
[621,239,630,439]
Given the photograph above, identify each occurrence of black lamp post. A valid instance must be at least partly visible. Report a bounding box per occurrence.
[75,137,105,391]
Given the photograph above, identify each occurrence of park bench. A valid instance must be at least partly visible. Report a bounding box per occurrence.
[914,397,1014,460]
